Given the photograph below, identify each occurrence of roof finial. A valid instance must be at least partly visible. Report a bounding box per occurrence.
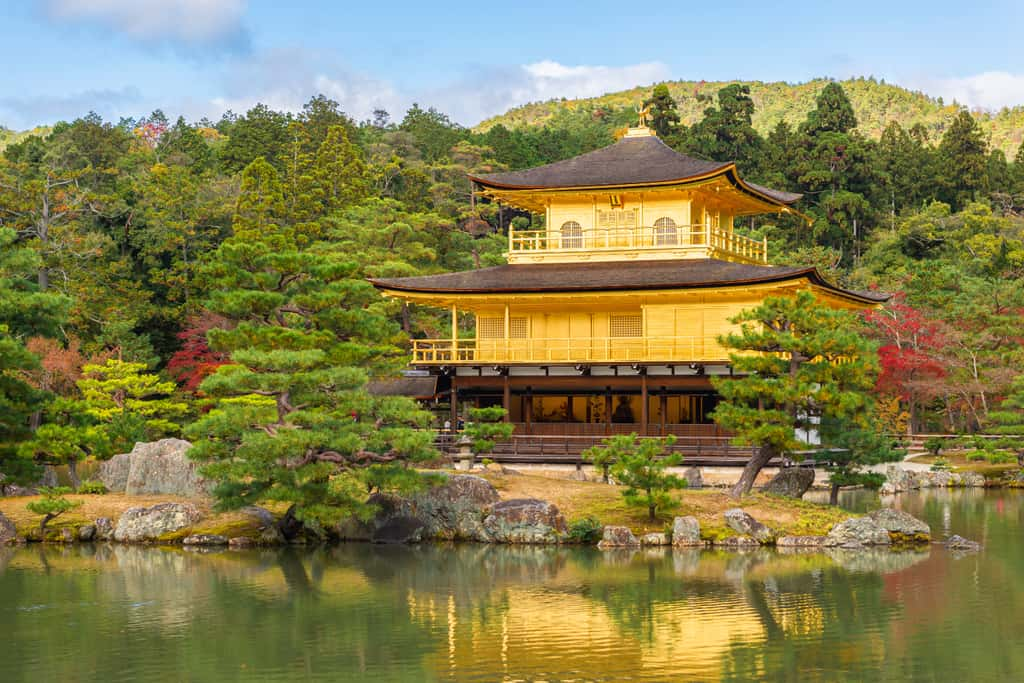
[636,103,651,128]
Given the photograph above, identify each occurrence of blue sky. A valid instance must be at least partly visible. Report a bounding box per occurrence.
[2,0,1023,129]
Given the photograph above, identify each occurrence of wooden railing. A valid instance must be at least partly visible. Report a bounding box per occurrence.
[508,224,767,263]
[434,432,764,465]
[410,335,729,364]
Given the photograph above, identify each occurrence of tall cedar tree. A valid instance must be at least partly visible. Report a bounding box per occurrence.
[712,291,879,497]
[938,110,988,210]
[0,228,69,484]
[186,157,436,537]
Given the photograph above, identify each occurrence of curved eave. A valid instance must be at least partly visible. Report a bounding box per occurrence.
[471,163,808,220]
[370,269,886,307]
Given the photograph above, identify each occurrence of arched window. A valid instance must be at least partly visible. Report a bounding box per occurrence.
[560,221,583,249]
[653,217,677,246]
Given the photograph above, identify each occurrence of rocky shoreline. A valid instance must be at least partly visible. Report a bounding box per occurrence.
[0,473,981,554]
[0,440,994,553]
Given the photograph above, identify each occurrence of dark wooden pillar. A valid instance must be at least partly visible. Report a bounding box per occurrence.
[450,376,458,427]
[660,391,668,436]
[641,372,649,435]
[604,387,612,436]
[502,372,511,422]
[525,388,533,435]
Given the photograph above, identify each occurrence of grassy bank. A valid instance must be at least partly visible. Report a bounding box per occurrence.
[480,472,853,539]
[0,493,267,539]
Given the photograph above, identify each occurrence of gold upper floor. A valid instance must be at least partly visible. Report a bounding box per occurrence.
[506,185,769,264]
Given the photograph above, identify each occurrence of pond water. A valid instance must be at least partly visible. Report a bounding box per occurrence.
[2,489,1023,682]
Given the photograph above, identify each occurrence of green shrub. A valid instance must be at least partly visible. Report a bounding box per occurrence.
[984,451,1017,465]
[965,450,988,462]
[78,480,107,495]
[567,516,603,545]
[930,458,952,472]
[26,486,82,532]
[923,437,945,456]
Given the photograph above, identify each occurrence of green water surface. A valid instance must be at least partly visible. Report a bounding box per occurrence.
[1,488,1021,682]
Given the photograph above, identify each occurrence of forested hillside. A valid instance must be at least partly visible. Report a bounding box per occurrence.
[477,77,1024,157]
[1,81,1023,501]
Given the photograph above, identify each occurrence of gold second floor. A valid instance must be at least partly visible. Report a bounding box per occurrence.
[405,282,868,367]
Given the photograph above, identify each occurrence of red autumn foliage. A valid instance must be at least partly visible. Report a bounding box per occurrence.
[167,313,230,393]
[863,293,947,400]
[23,337,115,396]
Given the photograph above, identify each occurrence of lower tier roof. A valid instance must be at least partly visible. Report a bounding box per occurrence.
[370,258,888,305]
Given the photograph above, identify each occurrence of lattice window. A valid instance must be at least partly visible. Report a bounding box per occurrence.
[653,216,677,245]
[509,317,528,339]
[560,221,583,249]
[609,313,642,337]
[597,209,637,229]
[478,317,504,339]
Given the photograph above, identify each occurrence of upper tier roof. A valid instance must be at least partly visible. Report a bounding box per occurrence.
[470,131,801,206]
[370,258,888,305]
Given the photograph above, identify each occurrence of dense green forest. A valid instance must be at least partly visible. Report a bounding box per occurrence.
[1,79,1023,506]
[478,77,1024,157]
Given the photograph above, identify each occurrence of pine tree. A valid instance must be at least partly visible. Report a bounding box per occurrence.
[711,291,880,497]
[989,374,1024,466]
[186,158,437,538]
[584,434,686,520]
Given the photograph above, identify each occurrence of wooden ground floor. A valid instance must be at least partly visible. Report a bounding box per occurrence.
[422,365,756,462]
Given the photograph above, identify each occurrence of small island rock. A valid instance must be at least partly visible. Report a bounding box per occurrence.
[671,516,702,546]
[724,508,774,543]
[825,516,890,546]
[598,526,640,548]
[762,467,815,499]
[483,499,567,544]
[113,502,202,543]
[866,508,930,542]
[945,534,982,551]
[0,512,17,545]
[641,532,668,546]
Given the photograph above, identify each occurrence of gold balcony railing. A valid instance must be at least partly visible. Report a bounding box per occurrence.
[508,224,767,263]
[410,336,730,365]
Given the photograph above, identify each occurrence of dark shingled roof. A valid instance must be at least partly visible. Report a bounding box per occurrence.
[470,134,801,205]
[367,376,438,399]
[370,259,889,304]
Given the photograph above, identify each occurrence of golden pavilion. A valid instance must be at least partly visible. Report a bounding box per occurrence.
[371,124,884,457]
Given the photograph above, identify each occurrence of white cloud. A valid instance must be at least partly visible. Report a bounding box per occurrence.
[199,48,403,122]
[912,71,1024,111]
[198,53,666,127]
[424,60,672,124]
[43,0,248,47]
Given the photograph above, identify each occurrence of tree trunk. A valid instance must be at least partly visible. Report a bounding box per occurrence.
[67,461,81,491]
[730,446,775,498]
[829,483,841,506]
[648,502,656,521]
[277,504,303,541]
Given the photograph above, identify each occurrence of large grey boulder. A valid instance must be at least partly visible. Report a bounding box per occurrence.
[597,525,640,548]
[0,512,17,545]
[762,467,815,499]
[724,508,774,543]
[113,502,202,543]
[483,499,567,544]
[825,516,890,546]
[100,439,209,497]
[866,508,930,542]
[671,516,702,546]
[337,474,501,543]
